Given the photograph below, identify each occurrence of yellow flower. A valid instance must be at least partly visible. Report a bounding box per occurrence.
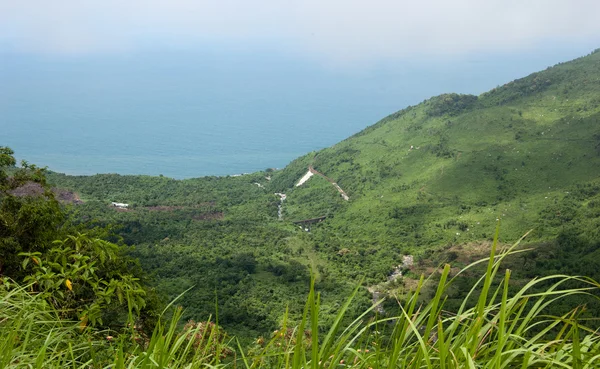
[65,279,73,291]
[79,316,88,331]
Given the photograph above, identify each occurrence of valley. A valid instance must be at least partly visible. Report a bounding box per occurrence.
[2,49,600,368]
[41,49,600,343]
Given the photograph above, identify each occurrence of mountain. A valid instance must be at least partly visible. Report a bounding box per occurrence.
[274,48,600,251]
[43,49,600,341]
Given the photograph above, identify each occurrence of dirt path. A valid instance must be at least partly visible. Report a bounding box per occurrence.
[309,165,350,201]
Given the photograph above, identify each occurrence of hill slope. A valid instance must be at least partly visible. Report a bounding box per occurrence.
[273,49,600,252]
[43,49,600,341]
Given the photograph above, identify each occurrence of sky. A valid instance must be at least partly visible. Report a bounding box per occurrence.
[1,1,600,67]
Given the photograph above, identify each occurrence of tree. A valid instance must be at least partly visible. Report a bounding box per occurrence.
[0,147,153,331]
[21,233,147,328]
[0,148,64,277]
[0,147,16,188]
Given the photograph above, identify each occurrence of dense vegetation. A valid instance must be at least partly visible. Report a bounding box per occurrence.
[2,49,600,366]
[44,170,369,343]
[0,148,159,331]
[2,226,600,368]
[41,49,600,340]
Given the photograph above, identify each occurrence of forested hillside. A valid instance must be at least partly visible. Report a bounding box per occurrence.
[279,48,600,246]
[273,49,600,288]
[41,49,600,344]
[2,49,600,368]
[45,171,372,342]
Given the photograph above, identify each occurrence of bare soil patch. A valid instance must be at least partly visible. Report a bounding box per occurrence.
[8,182,83,204]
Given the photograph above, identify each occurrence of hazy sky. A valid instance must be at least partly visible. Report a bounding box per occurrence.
[1,1,599,66]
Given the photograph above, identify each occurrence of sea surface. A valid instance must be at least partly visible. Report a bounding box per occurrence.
[0,49,589,178]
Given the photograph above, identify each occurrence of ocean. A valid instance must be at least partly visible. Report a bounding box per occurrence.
[0,49,584,178]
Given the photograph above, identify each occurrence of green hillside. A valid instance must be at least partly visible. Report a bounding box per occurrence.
[275,48,600,254]
[38,49,600,342]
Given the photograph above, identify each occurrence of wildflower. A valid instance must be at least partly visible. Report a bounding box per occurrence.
[65,279,73,291]
[79,316,87,331]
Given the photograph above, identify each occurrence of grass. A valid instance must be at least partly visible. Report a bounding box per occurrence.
[1,227,599,368]
[0,280,95,368]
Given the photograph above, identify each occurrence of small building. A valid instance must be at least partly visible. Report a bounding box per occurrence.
[111,202,129,209]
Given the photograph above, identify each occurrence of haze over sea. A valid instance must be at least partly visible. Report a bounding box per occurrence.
[0,47,593,178]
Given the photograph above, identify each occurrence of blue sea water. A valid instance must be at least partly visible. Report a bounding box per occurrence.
[0,48,592,178]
